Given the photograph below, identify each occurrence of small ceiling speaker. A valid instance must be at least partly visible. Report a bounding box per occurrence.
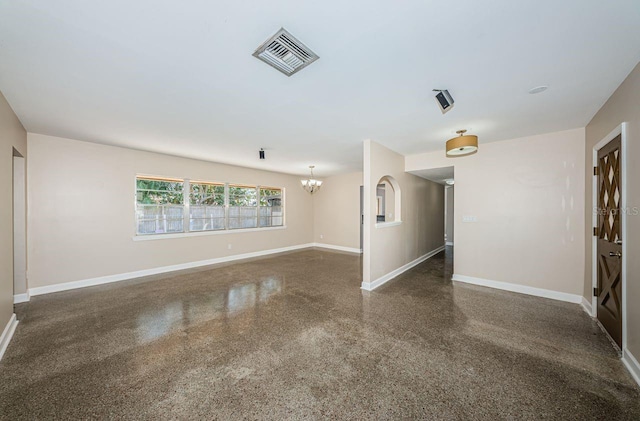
[433,89,454,114]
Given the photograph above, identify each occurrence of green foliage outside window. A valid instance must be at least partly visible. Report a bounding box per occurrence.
[190,183,225,206]
[136,179,183,205]
[259,188,282,206]
[229,186,257,206]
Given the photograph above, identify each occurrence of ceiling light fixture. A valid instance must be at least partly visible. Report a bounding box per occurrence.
[301,165,322,194]
[445,179,455,186]
[446,130,478,157]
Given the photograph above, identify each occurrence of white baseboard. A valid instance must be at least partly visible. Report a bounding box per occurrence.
[446,242,454,246]
[313,243,362,254]
[29,243,315,297]
[361,245,446,291]
[580,296,594,317]
[622,349,640,388]
[0,314,18,361]
[13,292,30,304]
[452,274,582,304]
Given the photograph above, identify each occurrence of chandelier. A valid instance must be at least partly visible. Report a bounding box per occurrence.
[301,165,322,194]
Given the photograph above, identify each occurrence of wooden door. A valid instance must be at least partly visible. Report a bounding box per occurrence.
[596,135,623,348]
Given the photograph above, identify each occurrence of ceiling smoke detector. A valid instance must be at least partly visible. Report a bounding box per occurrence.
[528,85,548,94]
[253,28,319,76]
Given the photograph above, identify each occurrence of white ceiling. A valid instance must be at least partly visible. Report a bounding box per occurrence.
[1,1,639,177]
[409,167,454,185]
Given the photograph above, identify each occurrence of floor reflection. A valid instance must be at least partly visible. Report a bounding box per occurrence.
[136,276,283,343]
[137,301,185,343]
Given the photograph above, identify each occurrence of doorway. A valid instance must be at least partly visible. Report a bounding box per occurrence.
[406,165,454,247]
[592,125,627,349]
[13,149,27,304]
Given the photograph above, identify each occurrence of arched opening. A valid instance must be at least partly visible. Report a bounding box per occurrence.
[376,175,401,225]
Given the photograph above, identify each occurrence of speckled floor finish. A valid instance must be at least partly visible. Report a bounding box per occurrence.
[1,248,639,420]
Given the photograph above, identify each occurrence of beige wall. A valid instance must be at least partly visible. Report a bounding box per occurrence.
[312,172,362,250]
[585,62,640,359]
[27,134,314,289]
[363,140,445,285]
[445,186,454,243]
[0,92,27,326]
[406,128,585,296]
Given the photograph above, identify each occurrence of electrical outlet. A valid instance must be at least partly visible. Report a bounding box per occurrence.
[320,234,324,239]
[227,244,232,250]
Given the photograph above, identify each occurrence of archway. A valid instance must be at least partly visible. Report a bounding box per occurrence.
[376,175,401,224]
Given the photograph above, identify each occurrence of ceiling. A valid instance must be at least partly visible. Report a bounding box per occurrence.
[409,167,454,185]
[1,1,639,177]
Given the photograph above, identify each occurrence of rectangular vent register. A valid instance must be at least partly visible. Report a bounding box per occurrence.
[253,28,319,76]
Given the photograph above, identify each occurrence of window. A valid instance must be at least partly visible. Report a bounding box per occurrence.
[228,185,258,229]
[135,176,285,236]
[259,187,283,227]
[189,181,225,231]
[136,177,184,234]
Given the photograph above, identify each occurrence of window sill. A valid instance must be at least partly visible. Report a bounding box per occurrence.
[133,225,287,241]
[375,221,402,229]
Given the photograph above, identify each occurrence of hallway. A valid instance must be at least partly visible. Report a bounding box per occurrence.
[1,248,638,419]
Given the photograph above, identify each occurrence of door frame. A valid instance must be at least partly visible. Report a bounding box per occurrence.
[360,185,364,252]
[591,122,628,354]
[12,149,28,304]
[444,185,453,246]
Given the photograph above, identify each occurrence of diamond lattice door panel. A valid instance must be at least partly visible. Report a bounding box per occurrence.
[596,134,622,348]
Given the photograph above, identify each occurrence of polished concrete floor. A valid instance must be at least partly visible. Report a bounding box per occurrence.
[1,247,639,419]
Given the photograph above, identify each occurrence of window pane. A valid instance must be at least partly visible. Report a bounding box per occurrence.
[136,177,184,235]
[136,178,183,205]
[229,185,257,206]
[190,205,225,231]
[136,204,184,234]
[190,183,224,206]
[228,206,258,229]
[190,183,225,231]
[259,188,283,227]
[229,185,258,229]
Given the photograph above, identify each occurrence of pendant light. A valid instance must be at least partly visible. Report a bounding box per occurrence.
[301,165,322,194]
[446,129,478,157]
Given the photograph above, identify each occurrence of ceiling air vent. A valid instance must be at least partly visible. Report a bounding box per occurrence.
[253,28,319,76]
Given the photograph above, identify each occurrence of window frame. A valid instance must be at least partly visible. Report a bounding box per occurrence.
[134,175,286,239]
